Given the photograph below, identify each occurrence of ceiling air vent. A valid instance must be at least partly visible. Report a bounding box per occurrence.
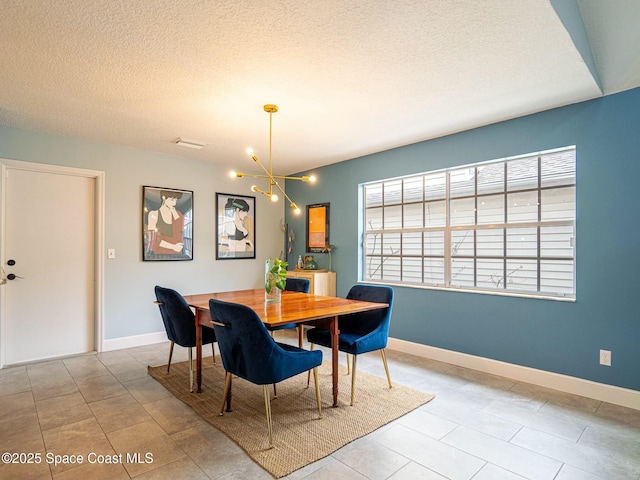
[173,137,208,149]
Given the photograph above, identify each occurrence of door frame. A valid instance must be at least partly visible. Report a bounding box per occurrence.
[0,159,105,368]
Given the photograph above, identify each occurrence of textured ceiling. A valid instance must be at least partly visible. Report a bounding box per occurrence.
[0,1,638,175]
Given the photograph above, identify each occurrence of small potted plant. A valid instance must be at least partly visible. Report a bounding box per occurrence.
[265,257,288,302]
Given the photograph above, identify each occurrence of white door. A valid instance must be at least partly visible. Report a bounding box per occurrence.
[2,166,96,365]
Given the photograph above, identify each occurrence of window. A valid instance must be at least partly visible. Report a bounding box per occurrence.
[361,147,576,299]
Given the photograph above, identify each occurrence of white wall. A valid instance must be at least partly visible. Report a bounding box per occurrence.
[0,126,285,343]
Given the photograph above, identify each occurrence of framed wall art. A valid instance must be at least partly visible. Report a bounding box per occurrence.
[216,193,256,259]
[143,186,193,261]
[306,202,330,253]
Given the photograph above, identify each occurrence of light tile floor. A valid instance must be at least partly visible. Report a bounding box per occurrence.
[1,329,639,480]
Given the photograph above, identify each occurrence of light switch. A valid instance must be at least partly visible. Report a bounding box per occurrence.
[108,248,116,259]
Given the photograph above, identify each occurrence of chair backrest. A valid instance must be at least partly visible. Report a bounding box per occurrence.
[340,284,394,338]
[285,277,310,293]
[154,286,197,347]
[209,298,287,385]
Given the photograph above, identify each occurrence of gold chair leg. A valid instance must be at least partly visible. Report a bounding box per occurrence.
[268,332,281,394]
[263,385,274,448]
[306,343,315,387]
[188,347,194,393]
[350,354,357,406]
[380,349,392,389]
[346,353,351,375]
[167,342,175,373]
[313,367,322,418]
[219,371,232,416]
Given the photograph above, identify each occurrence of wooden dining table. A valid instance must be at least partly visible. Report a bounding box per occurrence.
[183,288,388,407]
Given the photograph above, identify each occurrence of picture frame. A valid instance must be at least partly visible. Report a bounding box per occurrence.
[216,192,256,259]
[143,186,193,261]
[306,202,330,253]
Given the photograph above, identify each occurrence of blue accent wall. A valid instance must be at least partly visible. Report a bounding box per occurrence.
[285,88,640,392]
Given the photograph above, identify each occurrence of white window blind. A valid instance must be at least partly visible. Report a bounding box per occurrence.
[361,147,576,299]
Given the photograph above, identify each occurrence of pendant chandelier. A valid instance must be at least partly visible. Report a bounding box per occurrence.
[230,104,316,215]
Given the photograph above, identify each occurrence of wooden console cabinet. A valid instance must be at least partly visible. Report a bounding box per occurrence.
[287,269,336,297]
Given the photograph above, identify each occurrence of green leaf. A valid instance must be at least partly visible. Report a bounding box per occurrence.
[266,257,289,292]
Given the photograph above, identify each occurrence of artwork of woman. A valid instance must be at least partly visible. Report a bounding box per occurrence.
[147,190,186,255]
[219,197,254,254]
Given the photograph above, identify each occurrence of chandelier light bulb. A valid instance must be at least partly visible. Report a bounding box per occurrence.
[233,105,318,211]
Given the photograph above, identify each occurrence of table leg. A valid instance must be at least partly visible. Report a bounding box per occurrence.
[195,311,203,393]
[330,315,339,407]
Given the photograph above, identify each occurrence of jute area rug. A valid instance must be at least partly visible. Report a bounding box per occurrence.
[148,360,434,478]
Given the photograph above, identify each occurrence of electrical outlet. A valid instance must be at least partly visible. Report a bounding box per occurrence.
[599,349,611,366]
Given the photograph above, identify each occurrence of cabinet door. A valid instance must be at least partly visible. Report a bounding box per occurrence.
[300,272,315,293]
[287,271,336,296]
[313,272,336,296]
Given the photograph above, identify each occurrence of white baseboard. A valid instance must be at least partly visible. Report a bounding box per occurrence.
[102,331,167,352]
[388,337,640,411]
[101,332,639,410]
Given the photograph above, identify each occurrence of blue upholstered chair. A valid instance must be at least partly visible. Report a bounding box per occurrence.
[266,277,311,348]
[306,284,393,405]
[154,286,216,393]
[209,298,322,448]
